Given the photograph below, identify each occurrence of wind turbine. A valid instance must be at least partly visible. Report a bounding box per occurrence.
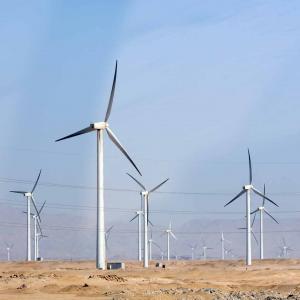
[129,210,143,261]
[148,228,161,261]
[162,222,177,261]
[5,242,14,261]
[34,201,46,261]
[187,243,198,260]
[220,232,231,260]
[10,170,42,261]
[279,238,293,258]
[36,233,48,260]
[200,240,213,260]
[56,61,141,270]
[251,184,279,260]
[127,173,169,268]
[224,149,278,265]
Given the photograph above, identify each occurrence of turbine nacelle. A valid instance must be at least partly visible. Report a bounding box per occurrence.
[141,191,149,197]
[243,185,253,190]
[90,122,108,130]
[24,192,32,197]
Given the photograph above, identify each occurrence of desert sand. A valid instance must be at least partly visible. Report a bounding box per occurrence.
[0,259,300,299]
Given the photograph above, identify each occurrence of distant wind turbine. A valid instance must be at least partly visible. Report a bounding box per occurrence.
[5,242,13,261]
[200,239,213,260]
[224,149,278,265]
[162,222,177,261]
[148,228,161,261]
[220,232,231,260]
[127,173,169,268]
[56,61,141,270]
[10,169,42,261]
[129,210,143,261]
[187,243,197,260]
[279,238,293,258]
[251,184,279,260]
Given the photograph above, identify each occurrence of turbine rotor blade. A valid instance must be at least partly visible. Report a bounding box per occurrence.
[31,195,41,222]
[149,178,169,194]
[251,212,257,227]
[31,169,42,193]
[248,148,252,184]
[170,232,177,240]
[148,219,154,227]
[106,127,142,176]
[10,191,26,194]
[38,201,46,215]
[263,184,266,206]
[224,190,246,207]
[55,126,94,142]
[126,173,146,190]
[37,219,42,234]
[252,187,279,207]
[104,60,118,122]
[129,214,138,222]
[264,209,279,224]
[252,230,259,245]
[250,208,259,215]
[152,241,162,251]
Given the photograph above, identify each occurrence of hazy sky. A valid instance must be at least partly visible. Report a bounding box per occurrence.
[1,0,300,258]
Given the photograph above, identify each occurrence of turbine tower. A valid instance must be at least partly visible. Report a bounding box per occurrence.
[56,61,141,270]
[127,173,169,268]
[129,210,143,261]
[224,149,278,265]
[162,222,177,261]
[251,184,279,260]
[5,243,13,261]
[10,170,42,261]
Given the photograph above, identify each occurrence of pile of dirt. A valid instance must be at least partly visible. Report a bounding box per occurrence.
[88,274,127,282]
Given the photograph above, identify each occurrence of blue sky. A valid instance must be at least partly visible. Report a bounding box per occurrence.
[1,0,300,234]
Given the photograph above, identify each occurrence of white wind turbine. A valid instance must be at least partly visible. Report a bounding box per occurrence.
[36,233,48,260]
[56,61,141,270]
[279,238,293,258]
[5,242,14,261]
[22,200,46,261]
[187,243,197,260]
[224,149,278,265]
[220,232,231,260]
[34,201,46,261]
[162,222,177,261]
[127,173,169,268]
[10,170,42,261]
[129,211,143,261]
[251,184,279,260]
[200,240,213,260]
[148,228,161,261]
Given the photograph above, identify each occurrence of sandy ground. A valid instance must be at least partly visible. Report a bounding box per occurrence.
[0,259,300,299]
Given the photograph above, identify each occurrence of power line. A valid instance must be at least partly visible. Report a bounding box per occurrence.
[0,220,299,235]
[1,176,300,196]
[1,198,300,215]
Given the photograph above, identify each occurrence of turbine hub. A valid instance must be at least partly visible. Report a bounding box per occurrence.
[91,122,108,130]
[141,191,149,196]
[25,192,32,197]
[243,184,253,190]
